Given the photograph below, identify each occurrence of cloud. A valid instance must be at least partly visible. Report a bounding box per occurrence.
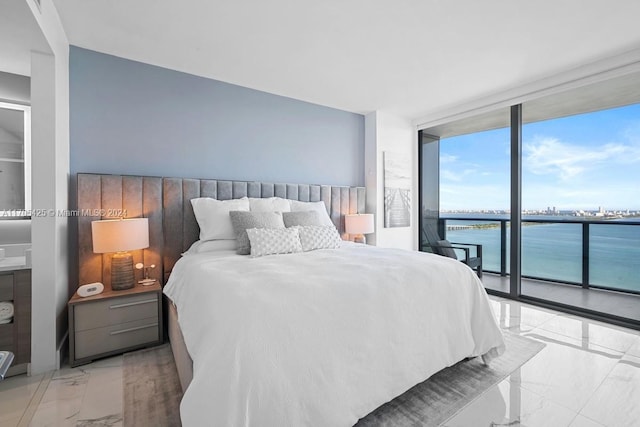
[523,136,640,180]
[441,169,462,182]
[440,183,509,210]
[441,168,477,182]
[440,153,458,163]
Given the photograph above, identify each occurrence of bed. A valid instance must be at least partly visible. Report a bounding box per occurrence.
[75,174,504,427]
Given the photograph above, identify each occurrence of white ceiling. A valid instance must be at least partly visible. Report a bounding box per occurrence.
[427,71,640,138]
[46,1,640,119]
[0,0,51,76]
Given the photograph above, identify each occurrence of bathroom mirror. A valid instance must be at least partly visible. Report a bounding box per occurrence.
[0,102,30,216]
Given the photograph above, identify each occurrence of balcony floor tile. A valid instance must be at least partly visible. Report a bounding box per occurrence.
[482,273,640,327]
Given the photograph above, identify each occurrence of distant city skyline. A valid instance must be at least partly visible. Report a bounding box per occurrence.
[439,103,640,211]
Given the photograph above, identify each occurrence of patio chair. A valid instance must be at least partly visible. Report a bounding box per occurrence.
[421,223,483,278]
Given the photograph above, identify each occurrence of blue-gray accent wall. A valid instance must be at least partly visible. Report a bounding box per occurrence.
[69,47,364,186]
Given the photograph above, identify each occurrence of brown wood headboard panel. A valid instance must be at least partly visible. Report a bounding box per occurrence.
[76,173,366,289]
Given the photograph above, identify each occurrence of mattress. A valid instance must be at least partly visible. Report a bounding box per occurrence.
[164,242,505,426]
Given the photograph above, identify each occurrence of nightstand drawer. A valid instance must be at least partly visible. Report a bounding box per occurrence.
[0,275,12,300]
[74,317,159,359]
[74,293,158,332]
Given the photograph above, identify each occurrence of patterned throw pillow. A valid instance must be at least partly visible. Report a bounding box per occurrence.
[297,226,342,252]
[246,227,303,258]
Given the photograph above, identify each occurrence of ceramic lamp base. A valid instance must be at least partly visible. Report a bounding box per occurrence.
[353,234,366,244]
[111,252,135,290]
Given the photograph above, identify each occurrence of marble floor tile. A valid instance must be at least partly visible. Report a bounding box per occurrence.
[442,378,577,427]
[579,354,640,427]
[0,374,45,424]
[26,366,90,427]
[490,298,558,333]
[538,314,639,353]
[38,369,89,404]
[27,357,124,426]
[626,336,640,358]
[2,416,22,427]
[512,327,622,412]
[568,415,605,427]
[75,365,123,425]
[28,396,83,427]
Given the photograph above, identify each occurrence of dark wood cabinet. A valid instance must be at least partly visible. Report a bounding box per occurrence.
[0,269,31,377]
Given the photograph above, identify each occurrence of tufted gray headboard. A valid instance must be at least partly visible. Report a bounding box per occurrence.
[76,173,366,289]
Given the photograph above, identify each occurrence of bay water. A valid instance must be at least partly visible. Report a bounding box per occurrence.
[442,214,640,293]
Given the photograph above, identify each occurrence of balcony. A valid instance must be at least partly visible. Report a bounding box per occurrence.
[434,217,640,328]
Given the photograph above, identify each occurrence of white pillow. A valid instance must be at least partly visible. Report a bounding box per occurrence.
[249,197,291,212]
[289,200,334,227]
[246,227,303,258]
[183,239,237,255]
[297,226,342,252]
[191,197,249,241]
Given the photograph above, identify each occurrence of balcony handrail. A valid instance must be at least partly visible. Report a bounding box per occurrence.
[430,216,639,295]
[439,216,640,226]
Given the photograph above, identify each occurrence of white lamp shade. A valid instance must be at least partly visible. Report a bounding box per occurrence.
[345,214,374,235]
[91,218,149,253]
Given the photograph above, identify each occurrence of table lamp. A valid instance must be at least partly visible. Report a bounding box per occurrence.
[91,218,149,290]
[345,213,374,244]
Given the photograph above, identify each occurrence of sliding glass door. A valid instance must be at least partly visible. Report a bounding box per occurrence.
[418,85,640,325]
[418,132,439,252]
[521,104,640,295]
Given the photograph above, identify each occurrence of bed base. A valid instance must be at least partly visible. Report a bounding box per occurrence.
[168,300,193,393]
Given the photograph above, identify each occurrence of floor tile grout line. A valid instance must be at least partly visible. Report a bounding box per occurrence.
[17,371,53,427]
[511,317,628,426]
[522,324,626,360]
[534,320,637,355]
[504,326,621,418]
[571,353,625,424]
[74,369,91,424]
[577,412,609,427]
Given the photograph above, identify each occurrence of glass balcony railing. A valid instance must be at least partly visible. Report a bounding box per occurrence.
[432,217,640,295]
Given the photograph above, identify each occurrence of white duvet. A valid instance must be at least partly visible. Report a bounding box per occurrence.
[164,243,505,427]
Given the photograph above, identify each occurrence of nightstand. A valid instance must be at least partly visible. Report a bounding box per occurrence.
[68,282,163,367]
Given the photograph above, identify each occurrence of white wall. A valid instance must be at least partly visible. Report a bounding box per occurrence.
[26,0,69,374]
[365,111,418,250]
[0,71,30,104]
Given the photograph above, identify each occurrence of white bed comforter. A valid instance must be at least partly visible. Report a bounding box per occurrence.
[164,243,505,427]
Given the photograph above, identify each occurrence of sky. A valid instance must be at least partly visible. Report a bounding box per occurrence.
[439,103,640,211]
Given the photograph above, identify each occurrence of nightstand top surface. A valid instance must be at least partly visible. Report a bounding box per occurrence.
[69,282,161,305]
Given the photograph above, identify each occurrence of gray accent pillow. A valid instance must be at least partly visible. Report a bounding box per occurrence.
[229,211,285,255]
[436,239,457,259]
[282,211,321,227]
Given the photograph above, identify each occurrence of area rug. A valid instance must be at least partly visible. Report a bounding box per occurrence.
[356,332,545,426]
[123,332,544,427]
[123,344,182,427]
